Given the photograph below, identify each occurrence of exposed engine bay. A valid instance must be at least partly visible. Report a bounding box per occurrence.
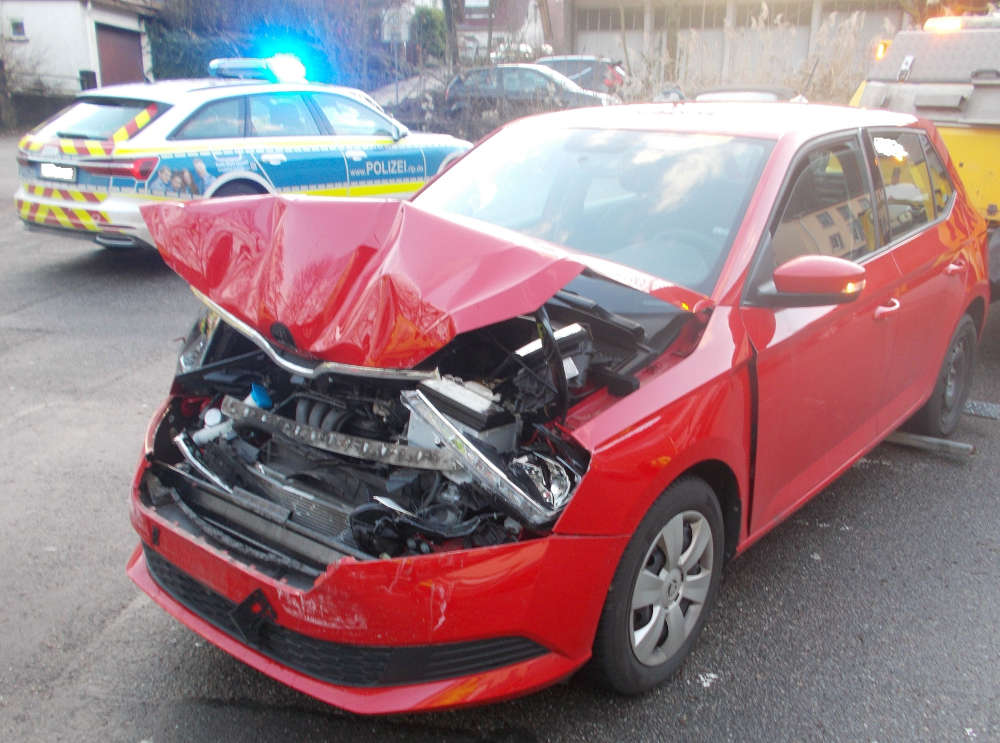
[139,274,692,579]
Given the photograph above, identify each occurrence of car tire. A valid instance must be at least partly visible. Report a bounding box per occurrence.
[211,181,266,198]
[909,314,977,438]
[588,476,724,695]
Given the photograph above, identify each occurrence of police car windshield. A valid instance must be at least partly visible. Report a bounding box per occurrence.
[40,98,157,141]
[414,125,772,295]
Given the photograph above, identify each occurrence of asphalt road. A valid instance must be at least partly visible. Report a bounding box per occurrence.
[1,134,997,743]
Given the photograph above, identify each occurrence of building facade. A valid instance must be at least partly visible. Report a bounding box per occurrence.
[1,0,156,95]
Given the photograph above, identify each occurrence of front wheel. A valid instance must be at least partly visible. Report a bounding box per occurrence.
[910,314,977,438]
[589,476,723,695]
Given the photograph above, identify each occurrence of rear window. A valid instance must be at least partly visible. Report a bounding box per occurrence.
[34,97,161,140]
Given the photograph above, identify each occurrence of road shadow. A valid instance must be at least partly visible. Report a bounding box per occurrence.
[37,244,175,284]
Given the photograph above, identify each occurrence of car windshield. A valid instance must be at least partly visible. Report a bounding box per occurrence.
[415,125,772,294]
[36,97,159,140]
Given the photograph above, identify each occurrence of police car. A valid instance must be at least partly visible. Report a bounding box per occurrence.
[15,57,471,249]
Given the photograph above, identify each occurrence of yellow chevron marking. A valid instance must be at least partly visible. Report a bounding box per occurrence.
[135,109,151,128]
[112,129,130,143]
[19,200,31,218]
[49,205,72,229]
[25,185,109,203]
[35,204,49,221]
[86,142,107,156]
[60,142,78,155]
[73,209,98,231]
[18,136,30,149]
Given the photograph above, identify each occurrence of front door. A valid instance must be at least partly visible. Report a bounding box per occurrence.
[310,92,426,198]
[743,134,901,536]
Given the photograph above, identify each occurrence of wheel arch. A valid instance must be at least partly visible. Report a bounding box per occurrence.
[966,296,986,338]
[205,173,272,197]
[679,460,741,562]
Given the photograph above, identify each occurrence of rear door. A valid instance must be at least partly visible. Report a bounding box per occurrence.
[864,128,969,429]
[744,133,902,535]
[157,96,248,198]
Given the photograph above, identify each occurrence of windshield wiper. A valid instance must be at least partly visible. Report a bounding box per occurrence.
[56,131,98,140]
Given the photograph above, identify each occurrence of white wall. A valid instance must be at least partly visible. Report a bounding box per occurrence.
[2,1,90,93]
[0,0,147,94]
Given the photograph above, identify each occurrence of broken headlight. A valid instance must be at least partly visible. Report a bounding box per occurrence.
[176,308,220,374]
[401,389,577,528]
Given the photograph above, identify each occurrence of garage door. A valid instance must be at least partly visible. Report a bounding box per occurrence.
[96,24,144,86]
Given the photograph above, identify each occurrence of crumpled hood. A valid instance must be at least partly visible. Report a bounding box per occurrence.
[142,196,586,368]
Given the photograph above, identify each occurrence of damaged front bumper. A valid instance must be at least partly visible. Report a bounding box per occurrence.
[128,441,627,714]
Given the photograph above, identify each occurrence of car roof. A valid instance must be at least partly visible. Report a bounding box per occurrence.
[454,63,582,85]
[77,79,376,106]
[510,102,920,142]
[537,55,612,63]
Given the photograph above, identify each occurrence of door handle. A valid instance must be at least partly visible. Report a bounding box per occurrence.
[260,153,286,165]
[874,298,901,320]
[945,259,966,276]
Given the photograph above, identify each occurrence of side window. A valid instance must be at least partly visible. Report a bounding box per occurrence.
[771,138,876,266]
[922,138,955,218]
[248,94,320,137]
[173,97,244,139]
[869,131,934,242]
[312,93,394,136]
[506,69,550,94]
[465,69,498,93]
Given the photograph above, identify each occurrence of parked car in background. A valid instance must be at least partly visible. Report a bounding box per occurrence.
[535,55,628,96]
[15,58,470,250]
[128,102,987,714]
[444,63,616,120]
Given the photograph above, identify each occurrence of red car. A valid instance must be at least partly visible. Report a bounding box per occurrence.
[128,103,988,714]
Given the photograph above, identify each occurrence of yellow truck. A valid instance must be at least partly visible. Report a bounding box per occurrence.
[852,14,1000,298]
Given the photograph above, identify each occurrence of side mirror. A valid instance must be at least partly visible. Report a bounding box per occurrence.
[755,255,866,307]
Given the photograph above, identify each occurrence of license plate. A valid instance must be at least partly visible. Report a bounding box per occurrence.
[39,162,76,182]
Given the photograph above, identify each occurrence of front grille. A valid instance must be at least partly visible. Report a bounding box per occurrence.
[144,547,547,687]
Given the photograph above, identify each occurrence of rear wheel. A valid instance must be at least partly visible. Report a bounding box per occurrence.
[589,476,723,694]
[910,314,977,437]
[211,181,266,198]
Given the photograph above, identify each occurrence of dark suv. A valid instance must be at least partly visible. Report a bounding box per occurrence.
[535,55,628,96]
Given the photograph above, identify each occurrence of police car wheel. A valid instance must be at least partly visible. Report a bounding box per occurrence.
[211,181,265,198]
